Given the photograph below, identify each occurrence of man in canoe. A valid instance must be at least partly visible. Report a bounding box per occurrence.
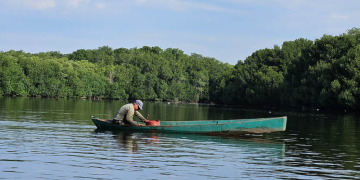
[112,100,147,126]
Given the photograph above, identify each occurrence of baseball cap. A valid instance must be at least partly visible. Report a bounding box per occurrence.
[135,100,143,110]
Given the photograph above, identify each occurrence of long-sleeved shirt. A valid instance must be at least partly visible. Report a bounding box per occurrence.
[113,103,146,126]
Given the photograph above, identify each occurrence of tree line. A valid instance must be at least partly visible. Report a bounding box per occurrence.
[1,28,360,109]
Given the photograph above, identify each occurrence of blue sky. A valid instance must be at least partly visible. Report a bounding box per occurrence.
[0,0,359,65]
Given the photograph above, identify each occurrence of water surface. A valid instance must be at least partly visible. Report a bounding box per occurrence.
[1,97,360,179]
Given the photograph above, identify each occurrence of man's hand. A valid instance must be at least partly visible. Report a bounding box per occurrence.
[138,124,146,126]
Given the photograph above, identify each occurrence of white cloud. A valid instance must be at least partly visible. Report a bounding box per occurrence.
[224,0,359,13]
[22,0,55,10]
[2,0,55,10]
[95,2,106,9]
[67,0,89,7]
[331,14,349,20]
[135,0,230,12]
[136,0,147,4]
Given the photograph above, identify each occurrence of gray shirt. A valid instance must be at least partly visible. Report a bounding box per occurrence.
[113,103,146,126]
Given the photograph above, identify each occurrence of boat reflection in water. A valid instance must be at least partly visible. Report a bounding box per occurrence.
[112,131,160,154]
[92,129,285,156]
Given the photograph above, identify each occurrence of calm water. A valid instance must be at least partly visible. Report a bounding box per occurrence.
[1,97,360,179]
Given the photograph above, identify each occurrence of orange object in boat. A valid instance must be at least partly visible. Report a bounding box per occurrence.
[144,120,161,126]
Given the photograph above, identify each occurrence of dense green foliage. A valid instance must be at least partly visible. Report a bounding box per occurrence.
[1,28,360,109]
[216,28,360,109]
[0,47,230,102]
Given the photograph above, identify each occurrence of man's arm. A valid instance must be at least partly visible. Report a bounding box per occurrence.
[134,111,146,121]
[125,107,139,126]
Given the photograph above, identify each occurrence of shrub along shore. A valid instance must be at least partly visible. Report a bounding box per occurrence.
[1,28,360,109]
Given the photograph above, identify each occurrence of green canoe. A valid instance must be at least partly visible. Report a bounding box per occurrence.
[90,116,287,135]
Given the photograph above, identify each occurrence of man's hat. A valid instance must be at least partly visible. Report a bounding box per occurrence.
[135,100,143,110]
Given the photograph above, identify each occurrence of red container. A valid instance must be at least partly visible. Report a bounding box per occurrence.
[144,120,161,126]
